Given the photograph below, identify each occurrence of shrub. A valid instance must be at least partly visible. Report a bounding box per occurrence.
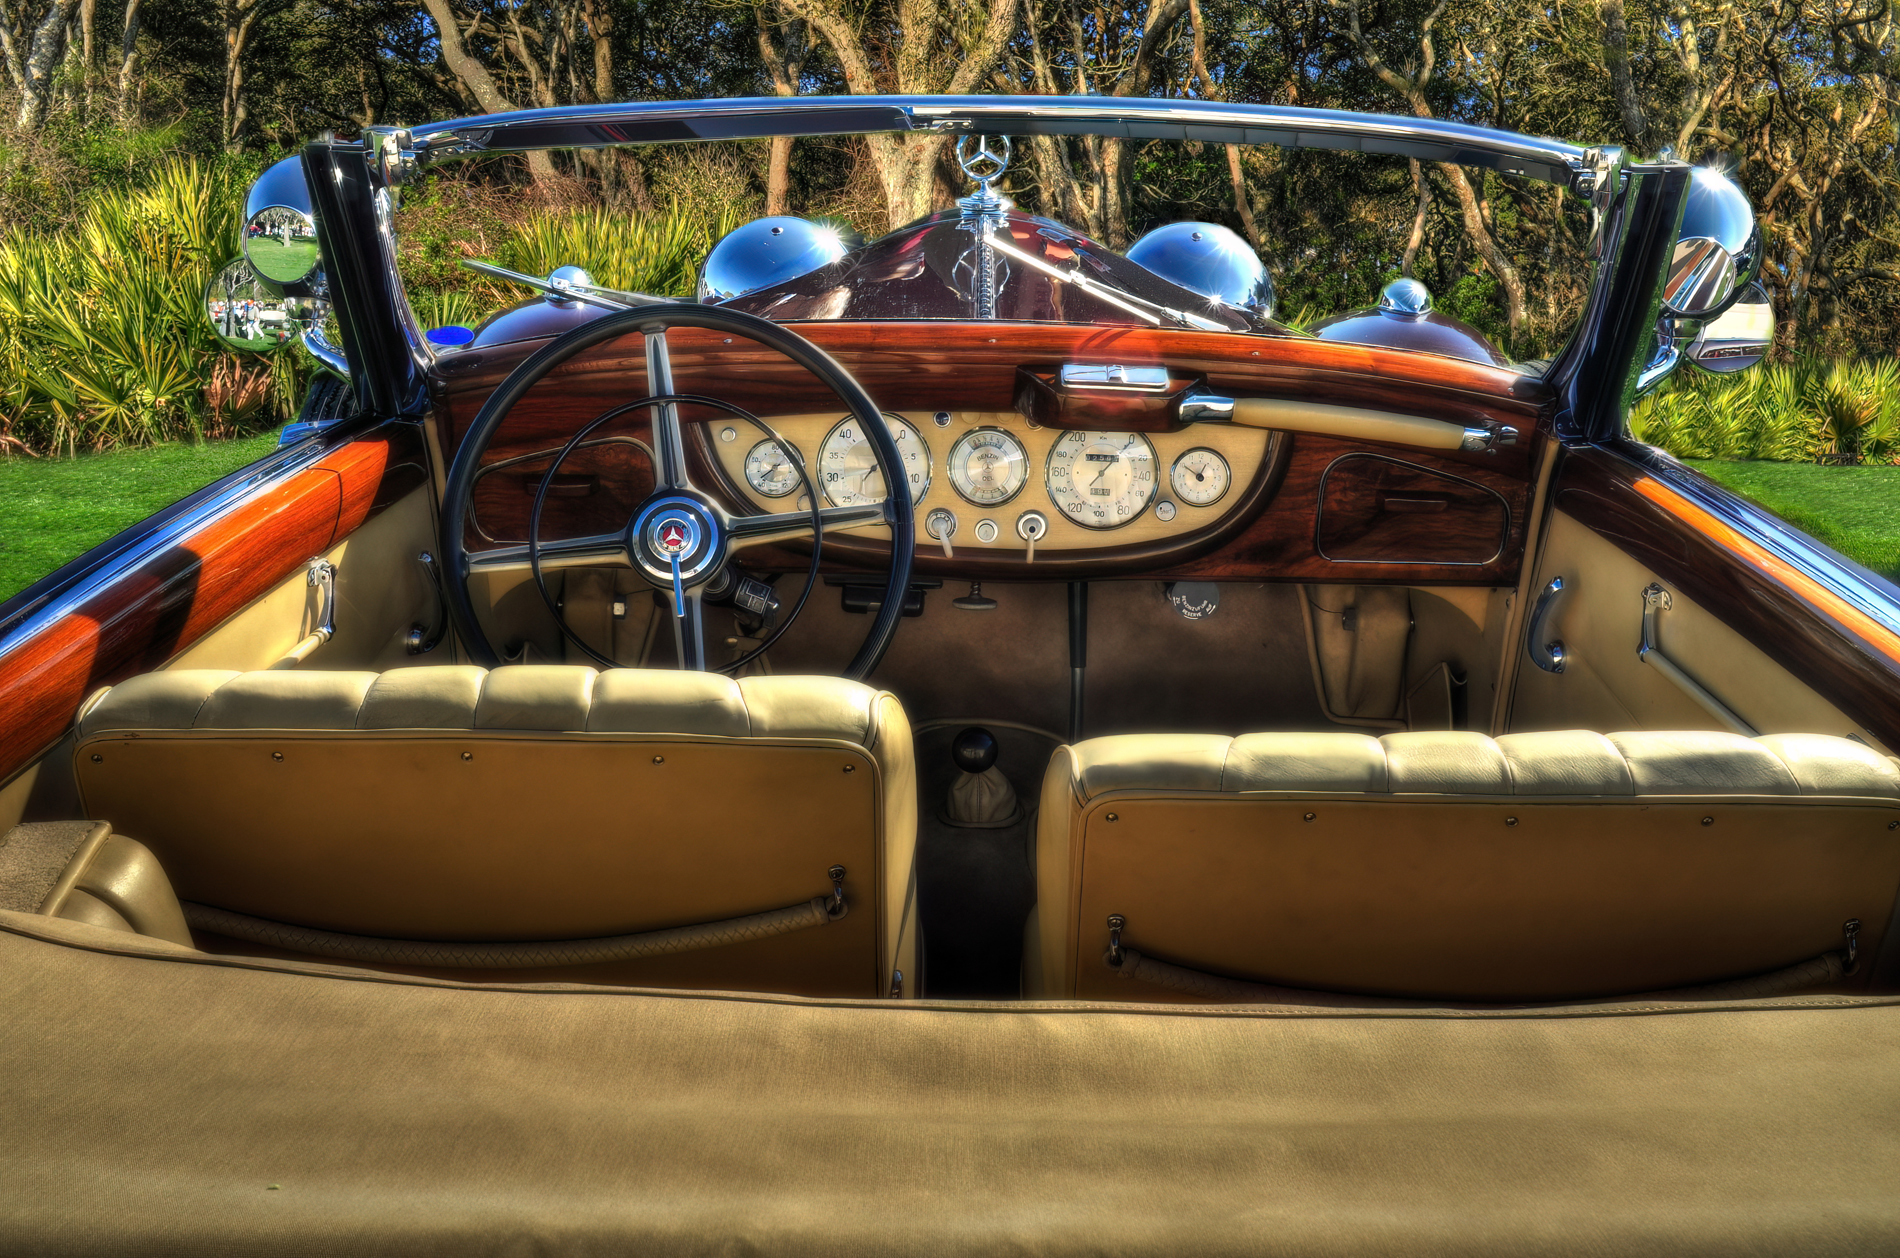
[0,157,304,455]
[1631,356,1900,465]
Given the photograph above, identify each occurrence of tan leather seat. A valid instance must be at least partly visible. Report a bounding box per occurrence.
[73,665,917,998]
[1026,729,1900,1002]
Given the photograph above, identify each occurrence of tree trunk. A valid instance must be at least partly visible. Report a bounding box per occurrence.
[16,0,80,129]
[779,0,1021,231]
[419,0,557,185]
[117,0,137,122]
[1598,0,1648,149]
[1402,159,1431,277]
[756,6,806,218]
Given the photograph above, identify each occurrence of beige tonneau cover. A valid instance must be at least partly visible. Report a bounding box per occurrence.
[6,909,1899,1255]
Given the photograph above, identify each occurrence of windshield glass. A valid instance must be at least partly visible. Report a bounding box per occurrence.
[395,136,1591,369]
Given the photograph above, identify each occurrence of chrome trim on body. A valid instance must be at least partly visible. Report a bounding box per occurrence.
[406,96,1592,190]
[1615,440,1900,642]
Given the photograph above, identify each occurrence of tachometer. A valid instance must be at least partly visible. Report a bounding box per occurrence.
[1169,447,1231,507]
[744,439,800,498]
[818,414,930,507]
[947,428,1028,506]
[1045,430,1157,529]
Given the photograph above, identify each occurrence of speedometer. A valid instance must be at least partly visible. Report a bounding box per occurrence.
[947,428,1028,506]
[1045,430,1158,529]
[818,414,930,507]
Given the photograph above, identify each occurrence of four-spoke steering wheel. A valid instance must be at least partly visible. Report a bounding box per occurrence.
[440,305,915,679]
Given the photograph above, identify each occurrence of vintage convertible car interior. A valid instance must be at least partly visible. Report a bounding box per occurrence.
[7,97,1900,1249]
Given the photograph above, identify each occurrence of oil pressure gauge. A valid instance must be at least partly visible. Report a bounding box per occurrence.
[947,428,1028,506]
[1169,448,1231,507]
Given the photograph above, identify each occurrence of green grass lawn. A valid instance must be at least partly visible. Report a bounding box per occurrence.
[0,430,283,603]
[1684,459,1900,578]
[244,236,320,283]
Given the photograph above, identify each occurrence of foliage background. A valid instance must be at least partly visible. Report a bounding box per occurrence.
[0,0,1897,459]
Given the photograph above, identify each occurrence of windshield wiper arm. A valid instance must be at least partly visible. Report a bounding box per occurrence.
[459,259,681,311]
[981,235,1233,332]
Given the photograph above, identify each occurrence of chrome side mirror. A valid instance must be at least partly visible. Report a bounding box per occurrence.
[1127,221,1275,322]
[243,156,322,289]
[1684,280,1773,374]
[1660,167,1759,319]
[205,258,299,353]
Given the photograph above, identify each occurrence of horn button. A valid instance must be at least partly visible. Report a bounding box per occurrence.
[630,494,723,587]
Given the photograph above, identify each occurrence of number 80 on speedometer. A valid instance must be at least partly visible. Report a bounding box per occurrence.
[1045,430,1158,529]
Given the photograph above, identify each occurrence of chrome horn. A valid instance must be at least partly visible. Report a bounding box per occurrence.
[1127,222,1274,323]
[696,217,858,303]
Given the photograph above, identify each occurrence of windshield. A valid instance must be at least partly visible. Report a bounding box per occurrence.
[394,134,1592,369]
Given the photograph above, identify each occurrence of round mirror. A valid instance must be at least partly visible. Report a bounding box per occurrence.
[1685,280,1773,373]
[244,204,321,286]
[1660,167,1758,319]
[205,258,305,353]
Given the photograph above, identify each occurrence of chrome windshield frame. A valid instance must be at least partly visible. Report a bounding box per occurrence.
[405,95,1596,193]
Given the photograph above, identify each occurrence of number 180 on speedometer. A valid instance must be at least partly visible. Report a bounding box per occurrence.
[1045,430,1158,529]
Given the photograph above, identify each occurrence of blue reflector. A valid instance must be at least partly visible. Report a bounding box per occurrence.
[427,325,476,346]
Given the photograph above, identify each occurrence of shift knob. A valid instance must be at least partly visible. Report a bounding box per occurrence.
[951,726,998,774]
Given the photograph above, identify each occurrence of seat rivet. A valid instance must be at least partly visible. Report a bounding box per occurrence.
[1304,812,1316,822]
[1505,816,1518,826]
[90,753,102,763]
[652,755,664,765]
[1105,812,1118,822]
[461,751,473,762]
[1889,821,1897,831]
[1702,816,1714,826]
[843,764,856,773]
[271,752,284,762]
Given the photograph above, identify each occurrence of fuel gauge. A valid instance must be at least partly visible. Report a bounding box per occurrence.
[947,428,1029,506]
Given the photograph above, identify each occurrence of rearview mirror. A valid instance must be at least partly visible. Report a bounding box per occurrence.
[1660,167,1760,320]
[242,156,322,290]
[1684,281,1773,374]
[205,258,304,353]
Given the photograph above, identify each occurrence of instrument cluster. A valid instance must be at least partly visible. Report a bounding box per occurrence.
[711,410,1268,559]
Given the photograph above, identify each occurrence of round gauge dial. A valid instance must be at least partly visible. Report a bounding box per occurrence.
[1046,430,1158,529]
[1169,447,1231,507]
[947,428,1029,506]
[743,439,800,498]
[818,414,930,507]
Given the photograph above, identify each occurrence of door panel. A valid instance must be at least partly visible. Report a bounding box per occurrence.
[1512,446,1900,753]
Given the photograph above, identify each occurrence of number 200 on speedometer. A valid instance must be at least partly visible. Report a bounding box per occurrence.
[1045,430,1158,529]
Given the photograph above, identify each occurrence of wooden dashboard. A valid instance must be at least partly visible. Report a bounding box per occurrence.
[434,320,1551,586]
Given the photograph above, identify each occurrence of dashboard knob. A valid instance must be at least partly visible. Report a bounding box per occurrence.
[951,726,999,774]
[926,507,957,559]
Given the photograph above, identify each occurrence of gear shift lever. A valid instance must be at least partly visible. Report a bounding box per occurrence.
[944,726,1023,828]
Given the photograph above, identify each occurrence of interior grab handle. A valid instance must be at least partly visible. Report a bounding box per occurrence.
[1638,583,1758,736]
[1525,575,1568,673]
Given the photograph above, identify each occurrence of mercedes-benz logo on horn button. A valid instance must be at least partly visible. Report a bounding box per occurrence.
[654,516,693,556]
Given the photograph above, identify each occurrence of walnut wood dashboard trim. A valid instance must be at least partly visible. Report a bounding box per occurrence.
[0,426,424,785]
[432,321,1551,458]
[439,320,1546,585]
[1554,443,1900,749]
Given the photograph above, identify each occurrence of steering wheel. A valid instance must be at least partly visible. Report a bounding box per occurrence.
[440,305,915,679]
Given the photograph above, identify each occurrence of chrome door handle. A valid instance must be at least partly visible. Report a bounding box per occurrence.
[1525,575,1568,673]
